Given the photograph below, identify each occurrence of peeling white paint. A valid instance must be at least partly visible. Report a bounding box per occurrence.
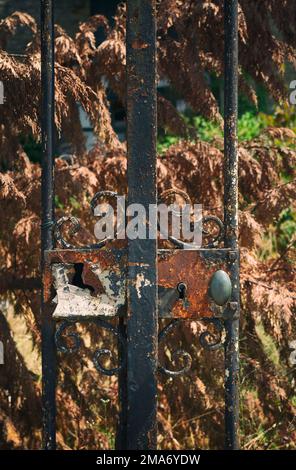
[53,285,117,318]
[51,262,124,319]
[91,264,125,308]
[221,329,227,344]
[135,273,151,299]
[52,264,74,291]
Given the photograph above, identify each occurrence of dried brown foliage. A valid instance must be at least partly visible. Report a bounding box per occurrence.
[0,3,296,450]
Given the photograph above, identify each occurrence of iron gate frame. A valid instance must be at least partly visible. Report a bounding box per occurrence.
[41,0,240,451]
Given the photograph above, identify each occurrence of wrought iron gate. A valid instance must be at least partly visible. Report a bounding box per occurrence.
[41,0,240,450]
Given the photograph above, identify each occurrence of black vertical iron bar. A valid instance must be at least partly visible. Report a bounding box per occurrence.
[41,0,56,450]
[224,0,240,450]
[126,0,158,450]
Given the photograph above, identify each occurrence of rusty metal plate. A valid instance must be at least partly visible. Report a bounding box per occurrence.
[44,246,127,319]
[44,247,237,320]
[158,249,236,319]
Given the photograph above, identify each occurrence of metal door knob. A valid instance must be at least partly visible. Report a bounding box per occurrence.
[209,270,232,306]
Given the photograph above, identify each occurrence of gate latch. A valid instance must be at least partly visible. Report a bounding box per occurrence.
[44,246,237,321]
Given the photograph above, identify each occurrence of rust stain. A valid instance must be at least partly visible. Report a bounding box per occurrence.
[158,250,230,319]
[44,246,231,320]
[43,267,53,303]
[43,241,127,310]
[132,39,149,50]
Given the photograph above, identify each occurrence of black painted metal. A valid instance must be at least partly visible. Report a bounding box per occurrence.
[224,0,240,450]
[41,0,56,450]
[126,0,158,450]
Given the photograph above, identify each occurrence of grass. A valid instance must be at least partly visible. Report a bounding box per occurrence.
[255,322,280,369]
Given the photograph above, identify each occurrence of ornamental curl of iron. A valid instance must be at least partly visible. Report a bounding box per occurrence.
[53,191,120,249]
[55,319,82,353]
[158,319,192,376]
[53,216,81,249]
[55,318,125,376]
[199,318,225,351]
[202,215,224,248]
[158,188,224,249]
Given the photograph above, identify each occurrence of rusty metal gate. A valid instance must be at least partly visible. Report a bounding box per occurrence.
[41,0,240,450]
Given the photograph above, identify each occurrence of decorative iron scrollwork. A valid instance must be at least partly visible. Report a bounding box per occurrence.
[55,318,125,376]
[55,317,225,376]
[53,187,224,249]
[90,190,119,216]
[53,191,121,250]
[54,216,81,249]
[199,318,225,351]
[202,215,224,248]
[158,188,224,249]
[55,319,81,353]
[159,188,192,208]
[158,319,192,376]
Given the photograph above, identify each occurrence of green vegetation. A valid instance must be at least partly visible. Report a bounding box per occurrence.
[158,105,296,151]
[158,111,269,152]
[259,208,296,260]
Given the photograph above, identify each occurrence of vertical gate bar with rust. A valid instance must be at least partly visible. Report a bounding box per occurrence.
[41,0,56,450]
[224,0,240,450]
[126,0,158,450]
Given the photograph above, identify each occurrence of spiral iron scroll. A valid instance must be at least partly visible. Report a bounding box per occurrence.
[53,191,119,249]
[56,317,225,377]
[55,318,125,376]
[158,318,225,376]
[158,188,224,248]
[199,318,225,351]
[53,188,223,249]
[56,318,193,377]
[158,320,193,376]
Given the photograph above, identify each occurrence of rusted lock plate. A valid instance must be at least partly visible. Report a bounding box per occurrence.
[158,249,235,318]
[44,247,127,319]
[44,247,235,320]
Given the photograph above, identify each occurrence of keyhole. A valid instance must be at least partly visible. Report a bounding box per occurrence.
[177,282,190,309]
[177,282,187,299]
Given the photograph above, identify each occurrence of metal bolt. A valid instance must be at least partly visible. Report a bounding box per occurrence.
[228,251,237,262]
[229,301,238,311]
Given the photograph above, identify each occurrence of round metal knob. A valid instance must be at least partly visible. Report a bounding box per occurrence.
[209,270,232,306]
